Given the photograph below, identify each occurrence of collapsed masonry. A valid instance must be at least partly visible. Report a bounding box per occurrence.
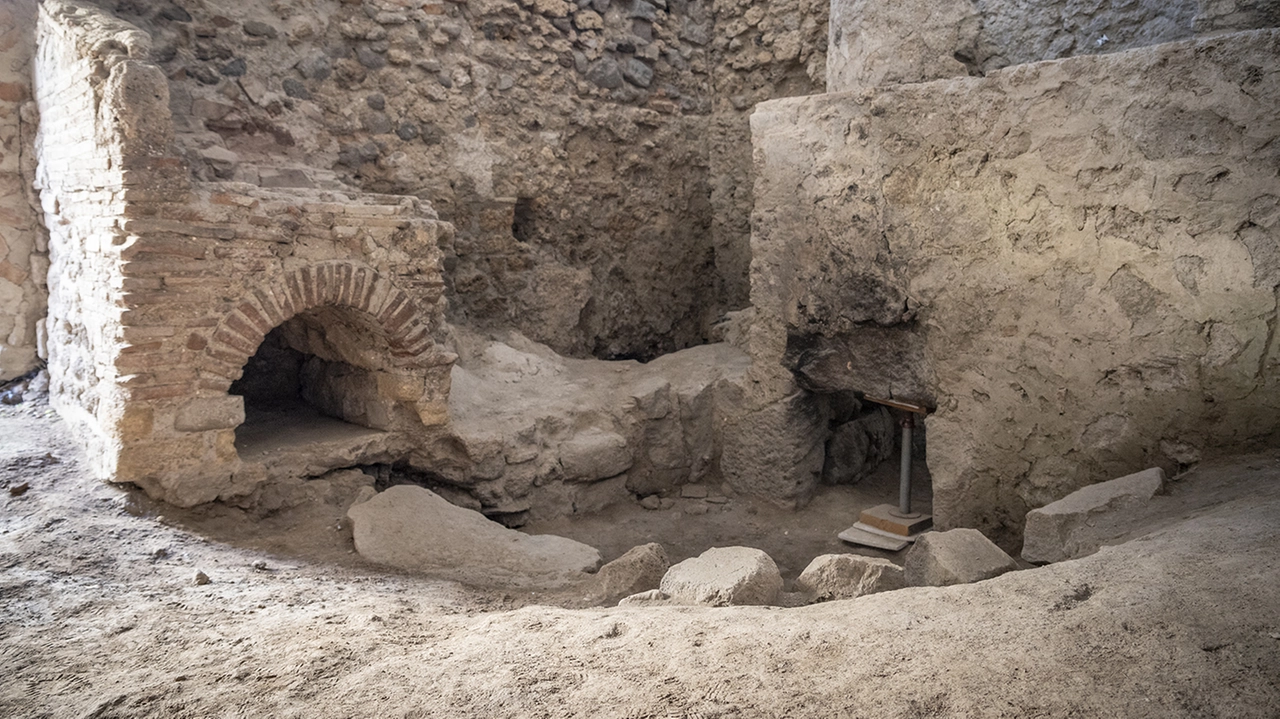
[20,0,1280,546]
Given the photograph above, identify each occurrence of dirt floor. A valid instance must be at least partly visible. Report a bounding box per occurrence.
[2,392,1279,717]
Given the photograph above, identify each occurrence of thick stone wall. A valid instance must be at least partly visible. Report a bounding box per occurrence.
[0,0,47,380]
[706,0,827,312]
[826,0,1277,93]
[752,29,1280,542]
[35,1,454,506]
[75,0,825,361]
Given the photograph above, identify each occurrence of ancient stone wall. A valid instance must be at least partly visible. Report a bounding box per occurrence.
[706,0,827,312]
[35,1,454,507]
[752,29,1280,543]
[0,0,47,381]
[826,0,1277,93]
[70,0,826,362]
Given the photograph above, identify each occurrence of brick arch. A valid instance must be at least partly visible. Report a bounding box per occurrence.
[199,261,438,391]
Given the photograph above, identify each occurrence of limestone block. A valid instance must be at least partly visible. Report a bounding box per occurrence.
[376,371,425,401]
[116,405,154,440]
[794,554,906,601]
[904,529,1017,587]
[559,428,632,482]
[589,543,670,602]
[174,395,245,432]
[720,392,828,506]
[1022,467,1165,564]
[347,485,601,584]
[659,546,783,606]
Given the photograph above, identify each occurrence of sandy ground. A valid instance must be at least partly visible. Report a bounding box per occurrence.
[2,394,1279,718]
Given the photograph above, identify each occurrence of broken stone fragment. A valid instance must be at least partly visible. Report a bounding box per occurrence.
[589,543,669,603]
[1022,467,1165,564]
[904,529,1018,587]
[794,554,906,601]
[355,46,386,70]
[347,485,601,586]
[629,0,657,21]
[281,78,310,100]
[529,0,572,17]
[242,21,277,38]
[660,546,784,606]
[585,57,623,89]
[573,10,604,30]
[296,54,331,80]
[218,58,247,77]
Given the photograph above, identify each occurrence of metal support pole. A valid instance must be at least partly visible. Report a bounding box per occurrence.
[895,414,916,517]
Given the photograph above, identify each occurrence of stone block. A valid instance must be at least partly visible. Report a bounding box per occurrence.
[1022,467,1165,564]
[660,546,783,606]
[720,391,828,506]
[859,504,933,537]
[116,405,154,441]
[174,395,245,432]
[559,428,632,481]
[794,554,906,601]
[347,485,600,585]
[376,371,424,401]
[904,529,1017,587]
[589,543,669,602]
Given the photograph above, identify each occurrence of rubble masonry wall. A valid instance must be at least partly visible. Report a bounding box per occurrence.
[95,0,828,361]
[0,0,47,381]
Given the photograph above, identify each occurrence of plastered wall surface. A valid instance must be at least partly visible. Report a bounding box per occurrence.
[0,0,47,381]
[752,29,1280,542]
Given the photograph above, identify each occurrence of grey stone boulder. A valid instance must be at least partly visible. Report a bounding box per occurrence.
[347,485,601,587]
[589,543,670,603]
[1022,467,1165,564]
[794,554,906,602]
[905,529,1017,587]
[659,547,783,606]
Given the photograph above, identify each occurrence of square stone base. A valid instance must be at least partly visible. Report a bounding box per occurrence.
[859,504,933,537]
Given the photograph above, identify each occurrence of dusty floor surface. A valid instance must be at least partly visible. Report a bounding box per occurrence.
[2,395,1279,718]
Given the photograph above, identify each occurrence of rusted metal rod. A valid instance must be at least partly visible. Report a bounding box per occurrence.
[898,414,914,516]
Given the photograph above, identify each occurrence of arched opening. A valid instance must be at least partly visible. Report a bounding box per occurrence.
[230,305,407,465]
